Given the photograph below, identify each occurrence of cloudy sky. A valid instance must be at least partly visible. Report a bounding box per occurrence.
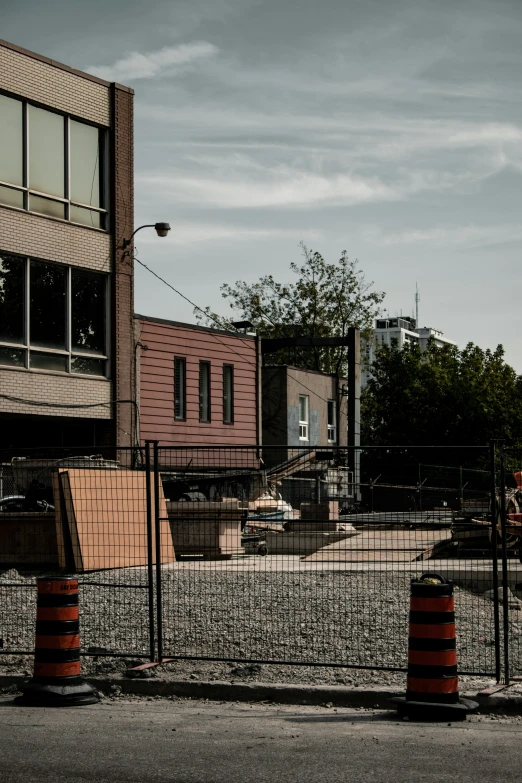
[4,0,522,369]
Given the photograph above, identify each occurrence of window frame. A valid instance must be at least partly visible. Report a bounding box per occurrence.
[199,361,211,423]
[223,364,234,424]
[174,356,187,421]
[298,394,309,441]
[0,252,109,377]
[0,90,108,231]
[327,399,337,443]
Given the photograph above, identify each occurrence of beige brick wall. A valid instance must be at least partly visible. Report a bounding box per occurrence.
[0,207,112,273]
[0,368,112,419]
[0,44,110,126]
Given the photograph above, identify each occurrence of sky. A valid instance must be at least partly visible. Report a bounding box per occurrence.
[3,0,522,370]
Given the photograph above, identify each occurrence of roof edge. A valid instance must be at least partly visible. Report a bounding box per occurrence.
[263,364,344,379]
[135,313,256,340]
[0,39,134,94]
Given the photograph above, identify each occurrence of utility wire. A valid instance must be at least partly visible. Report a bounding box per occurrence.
[134,251,361,424]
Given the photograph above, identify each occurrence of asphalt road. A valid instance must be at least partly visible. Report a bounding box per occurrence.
[0,696,519,783]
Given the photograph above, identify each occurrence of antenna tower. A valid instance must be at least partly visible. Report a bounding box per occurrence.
[415,284,420,327]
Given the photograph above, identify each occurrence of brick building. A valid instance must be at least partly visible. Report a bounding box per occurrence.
[0,40,134,449]
[136,315,260,447]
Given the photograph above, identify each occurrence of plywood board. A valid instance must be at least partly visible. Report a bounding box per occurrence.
[58,469,174,572]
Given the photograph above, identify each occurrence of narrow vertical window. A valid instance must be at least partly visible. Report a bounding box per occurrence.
[70,120,103,228]
[199,361,211,422]
[28,105,65,200]
[223,364,234,424]
[299,394,309,441]
[174,357,186,420]
[0,95,24,206]
[30,260,67,350]
[0,253,25,345]
[327,399,337,443]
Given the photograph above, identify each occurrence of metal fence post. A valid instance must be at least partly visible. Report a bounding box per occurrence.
[145,441,156,662]
[489,443,501,683]
[153,441,163,663]
[499,444,510,684]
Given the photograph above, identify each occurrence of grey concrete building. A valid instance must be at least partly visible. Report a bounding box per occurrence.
[0,40,135,449]
[262,365,347,453]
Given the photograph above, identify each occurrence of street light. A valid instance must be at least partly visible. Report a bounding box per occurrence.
[122,222,171,249]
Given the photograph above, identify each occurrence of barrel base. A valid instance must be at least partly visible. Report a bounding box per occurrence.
[390,696,478,721]
[15,678,99,707]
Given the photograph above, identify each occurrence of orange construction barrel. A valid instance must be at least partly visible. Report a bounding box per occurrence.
[16,577,99,707]
[391,573,477,720]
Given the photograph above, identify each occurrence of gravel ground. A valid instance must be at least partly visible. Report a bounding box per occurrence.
[1,564,519,688]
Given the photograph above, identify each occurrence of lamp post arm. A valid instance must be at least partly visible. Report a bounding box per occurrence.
[122,225,156,249]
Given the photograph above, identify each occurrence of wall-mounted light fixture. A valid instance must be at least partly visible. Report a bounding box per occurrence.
[122,222,171,249]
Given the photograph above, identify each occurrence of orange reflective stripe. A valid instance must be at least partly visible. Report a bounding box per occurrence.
[35,634,81,650]
[38,580,78,595]
[410,597,454,613]
[408,650,457,666]
[34,661,81,677]
[36,607,79,621]
[409,624,456,639]
[406,677,459,694]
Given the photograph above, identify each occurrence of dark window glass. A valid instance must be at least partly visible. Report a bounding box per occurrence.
[327,400,336,442]
[71,269,106,355]
[30,261,66,350]
[199,362,211,422]
[223,365,234,423]
[174,357,186,419]
[70,205,101,229]
[0,185,24,209]
[30,351,67,372]
[28,105,64,198]
[0,253,25,344]
[29,194,65,220]
[71,356,105,376]
[0,346,25,367]
[0,94,23,186]
[70,120,101,207]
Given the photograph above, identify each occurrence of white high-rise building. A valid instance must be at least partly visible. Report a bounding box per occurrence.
[362,317,457,386]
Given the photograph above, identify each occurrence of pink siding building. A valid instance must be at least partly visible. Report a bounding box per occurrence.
[135,315,260,447]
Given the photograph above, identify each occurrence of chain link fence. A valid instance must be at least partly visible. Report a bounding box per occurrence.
[0,442,511,680]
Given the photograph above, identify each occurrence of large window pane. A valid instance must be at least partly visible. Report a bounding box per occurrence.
[0,253,25,344]
[71,356,105,376]
[71,269,106,354]
[0,185,24,209]
[29,105,64,197]
[30,261,66,350]
[29,194,65,219]
[70,205,101,229]
[0,346,25,367]
[30,351,67,372]
[70,120,100,207]
[0,95,23,186]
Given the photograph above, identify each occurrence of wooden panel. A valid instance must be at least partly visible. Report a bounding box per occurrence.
[58,469,175,572]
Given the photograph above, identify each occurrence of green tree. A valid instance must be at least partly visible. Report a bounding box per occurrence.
[195,244,384,375]
[362,340,522,448]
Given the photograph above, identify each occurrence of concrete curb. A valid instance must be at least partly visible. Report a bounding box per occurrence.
[1,674,521,714]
